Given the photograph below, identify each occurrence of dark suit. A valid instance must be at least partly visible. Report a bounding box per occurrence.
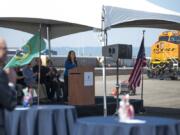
[0,68,16,135]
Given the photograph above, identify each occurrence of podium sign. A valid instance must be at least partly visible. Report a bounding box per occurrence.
[68,66,95,105]
[84,72,93,86]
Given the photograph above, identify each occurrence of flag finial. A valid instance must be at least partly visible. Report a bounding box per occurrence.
[143,30,145,37]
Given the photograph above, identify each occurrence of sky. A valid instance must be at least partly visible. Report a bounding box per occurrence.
[0,0,179,49]
[0,26,168,49]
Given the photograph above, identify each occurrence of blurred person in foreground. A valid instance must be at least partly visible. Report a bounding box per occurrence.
[0,38,17,135]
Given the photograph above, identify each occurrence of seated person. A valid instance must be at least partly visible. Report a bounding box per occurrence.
[15,67,26,87]
[33,58,49,84]
[22,63,37,88]
[33,58,49,99]
[15,67,26,104]
[46,60,63,101]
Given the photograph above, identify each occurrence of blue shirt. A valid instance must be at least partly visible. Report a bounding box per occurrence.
[64,60,77,77]
[22,66,36,86]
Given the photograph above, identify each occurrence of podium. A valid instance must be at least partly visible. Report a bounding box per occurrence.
[68,66,95,105]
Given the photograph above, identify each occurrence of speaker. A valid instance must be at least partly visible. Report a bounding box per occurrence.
[102,44,132,60]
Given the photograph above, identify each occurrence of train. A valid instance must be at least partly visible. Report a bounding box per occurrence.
[147,31,180,80]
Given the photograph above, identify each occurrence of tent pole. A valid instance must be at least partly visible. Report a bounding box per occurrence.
[47,25,51,58]
[37,24,42,106]
[102,30,108,117]
[102,6,107,117]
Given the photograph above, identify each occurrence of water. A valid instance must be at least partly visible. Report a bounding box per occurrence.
[53,47,151,57]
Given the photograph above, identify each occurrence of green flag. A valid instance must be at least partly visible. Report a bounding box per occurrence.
[5,33,46,68]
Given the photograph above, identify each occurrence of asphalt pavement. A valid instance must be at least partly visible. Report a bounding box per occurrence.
[95,75,180,119]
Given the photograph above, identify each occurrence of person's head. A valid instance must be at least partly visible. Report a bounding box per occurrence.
[0,38,7,63]
[27,62,32,68]
[47,59,53,67]
[35,58,42,65]
[67,50,76,62]
[15,66,21,72]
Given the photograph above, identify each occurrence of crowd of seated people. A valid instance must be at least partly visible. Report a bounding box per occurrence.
[15,58,64,104]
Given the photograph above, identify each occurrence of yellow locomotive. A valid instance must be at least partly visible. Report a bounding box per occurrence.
[148,31,180,79]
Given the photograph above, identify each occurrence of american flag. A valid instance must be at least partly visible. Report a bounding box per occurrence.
[128,37,146,89]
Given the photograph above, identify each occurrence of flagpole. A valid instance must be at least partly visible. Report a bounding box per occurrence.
[141,30,145,101]
[141,30,145,112]
[141,66,144,100]
[37,24,42,106]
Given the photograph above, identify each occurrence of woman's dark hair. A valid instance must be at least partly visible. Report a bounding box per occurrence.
[67,50,77,65]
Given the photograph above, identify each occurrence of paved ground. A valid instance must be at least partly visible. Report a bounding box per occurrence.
[95,75,180,119]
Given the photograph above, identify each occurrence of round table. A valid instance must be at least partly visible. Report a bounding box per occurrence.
[73,116,180,135]
[5,105,77,135]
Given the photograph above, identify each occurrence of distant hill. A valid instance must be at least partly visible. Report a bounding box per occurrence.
[53,46,151,57]
[53,47,102,56]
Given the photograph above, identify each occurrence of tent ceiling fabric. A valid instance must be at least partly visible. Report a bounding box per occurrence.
[0,18,92,39]
[113,20,180,30]
[104,5,180,30]
[0,0,180,38]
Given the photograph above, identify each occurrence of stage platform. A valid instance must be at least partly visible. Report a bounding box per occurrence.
[38,96,144,117]
[75,96,144,117]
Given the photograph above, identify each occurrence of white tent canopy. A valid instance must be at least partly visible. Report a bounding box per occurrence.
[0,18,92,39]
[0,0,99,39]
[104,5,180,30]
[0,0,180,39]
[101,0,180,30]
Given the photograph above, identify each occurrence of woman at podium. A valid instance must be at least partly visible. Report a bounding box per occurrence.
[64,50,77,102]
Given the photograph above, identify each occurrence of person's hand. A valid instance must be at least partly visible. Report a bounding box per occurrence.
[4,68,17,85]
[33,72,38,76]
